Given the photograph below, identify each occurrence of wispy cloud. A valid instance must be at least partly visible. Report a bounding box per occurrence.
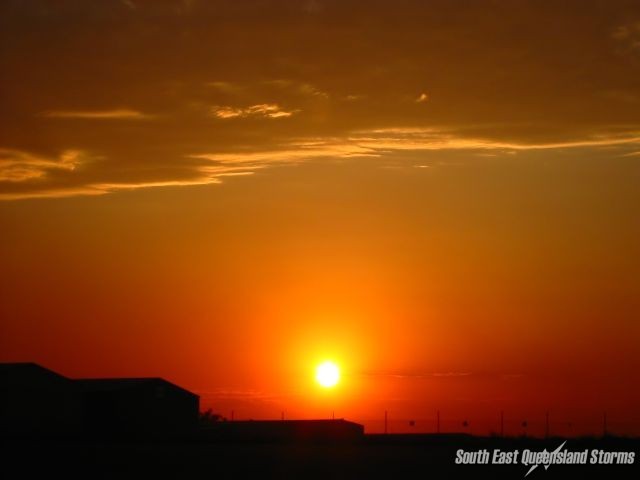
[191,127,640,168]
[3,0,640,206]
[207,79,328,99]
[0,149,82,182]
[361,371,526,380]
[612,21,640,53]
[190,142,378,166]
[0,178,222,201]
[205,81,244,94]
[0,153,266,200]
[120,0,136,10]
[196,387,286,402]
[0,187,107,201]
[4,125,640,200]
[350,127,640,152]
[210,103,297,119]
[264,79,329,98]
[362,371,473,379]
[40,109,152,120]
[296,83,329,98]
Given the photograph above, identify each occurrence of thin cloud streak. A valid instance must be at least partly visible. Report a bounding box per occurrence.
[361,371,473,379]
[190,128,640,168]
[360,371,527,380]
[3,126,640,200]
[40,109,152,120]
[0,159,264,200]
[210,104,297,119]
[0,186,107,201]
[0,149,82,182]
[353,128,640,152]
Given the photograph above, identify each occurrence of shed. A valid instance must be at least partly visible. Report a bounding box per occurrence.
[75,377,199,435]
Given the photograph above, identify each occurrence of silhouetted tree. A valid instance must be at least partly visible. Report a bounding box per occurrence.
[199,408,226,426]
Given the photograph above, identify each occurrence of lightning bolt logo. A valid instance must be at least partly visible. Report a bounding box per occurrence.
[524,441,567,477]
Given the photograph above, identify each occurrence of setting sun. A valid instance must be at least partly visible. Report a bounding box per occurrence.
[315,361,340,388]
[2,0,640,452]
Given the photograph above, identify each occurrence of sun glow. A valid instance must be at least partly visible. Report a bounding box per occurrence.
[315,361,340,388]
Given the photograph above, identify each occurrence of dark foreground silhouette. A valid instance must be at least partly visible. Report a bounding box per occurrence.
[3,434,639,480]
[3,363,638,478]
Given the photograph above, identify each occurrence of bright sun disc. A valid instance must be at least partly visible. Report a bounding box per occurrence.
[316,361,340,388]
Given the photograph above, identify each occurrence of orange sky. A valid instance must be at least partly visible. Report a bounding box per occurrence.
[1,1,639,436]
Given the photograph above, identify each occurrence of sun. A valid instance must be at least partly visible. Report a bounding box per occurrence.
[315,361,340,388]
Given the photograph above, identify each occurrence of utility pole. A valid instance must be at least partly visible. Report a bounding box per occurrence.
[281,411,284,421]
[500,410,504,437]
[231,410,234,421]
[384,410,388,434]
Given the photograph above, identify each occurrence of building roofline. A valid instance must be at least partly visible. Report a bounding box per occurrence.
[74,377,199,398]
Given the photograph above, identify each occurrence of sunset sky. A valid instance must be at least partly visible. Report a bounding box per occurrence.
[1,0,639,436]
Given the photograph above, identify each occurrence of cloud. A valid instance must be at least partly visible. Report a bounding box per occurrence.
[3,2,640,201]
[297,83,329,98]
[120,0,136,10]
[0,175,226,201]
[0,150,267,200]
[205,81,244,94]
[189,141,379,166]
[210,104,297,119]
[265,80,329,98]
[0,149,82,182]
[621,150,640,157]
[361,371,527,381]
[207,79,328,99]
[0,187,107,201]
[362,371,473,379]
[612,21,640,45]
[612,21,640,58]
[196,387,280,401]
[349,127,640,152]
[191,127,640,170]
[209,106,245,119]
[4,124,640,200]
[40,109,152,120]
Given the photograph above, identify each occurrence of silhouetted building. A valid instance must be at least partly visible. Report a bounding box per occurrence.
[0,363,82,436]
[203,419,364,442]
[76,377,199,436]
[0,363,199,437]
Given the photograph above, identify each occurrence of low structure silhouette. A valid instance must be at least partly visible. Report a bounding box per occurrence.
[76,377,199,436]
[1,362,364,442]
[0,363,82,436]
[0,362,199,437]
[202,419,364,442]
